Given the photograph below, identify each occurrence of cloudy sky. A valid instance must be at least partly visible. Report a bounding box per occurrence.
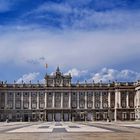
[0,0,140,83]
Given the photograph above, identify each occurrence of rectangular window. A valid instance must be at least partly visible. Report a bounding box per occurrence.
[40,103,44,109]
[103,112,108,119]
[15,101,21,109]
[32,103,37,109]
[130,113,135,119]
[71,101,77,108]
[7,101,13,109]
[96,113,100,120]
[87,102,92,108]
[122,112,127,119]
[23,102,29,109]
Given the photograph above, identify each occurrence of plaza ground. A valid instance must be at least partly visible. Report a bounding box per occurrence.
[0,121,140,140]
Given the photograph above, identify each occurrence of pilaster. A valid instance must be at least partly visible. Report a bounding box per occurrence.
[5,92,7,109]
[85,92,87,109]
[37,92,39,109]
[13,92,15,110]
[114,90,118,121]
[52,92,55,108]
[45,92,47,109]
[92,92,95,109]
[69,92,71,109]
[126,92,129,108]
[77,92,79,109]
[21,92,23,110]
[108,92,111,108]
[100,92,102,109]
[61,92,63,108]
[29,92,31,110]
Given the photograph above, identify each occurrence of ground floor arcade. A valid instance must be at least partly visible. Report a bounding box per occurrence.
[0,109,135,122]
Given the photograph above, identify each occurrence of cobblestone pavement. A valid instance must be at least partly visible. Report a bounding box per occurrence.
[0,121,140,140]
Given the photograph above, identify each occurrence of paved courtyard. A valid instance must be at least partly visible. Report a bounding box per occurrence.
[0,121,140,140]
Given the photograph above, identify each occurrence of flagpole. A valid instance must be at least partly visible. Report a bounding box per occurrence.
[45,63,48,77]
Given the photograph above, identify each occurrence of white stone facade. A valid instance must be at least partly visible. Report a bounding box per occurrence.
[0,67,139,122]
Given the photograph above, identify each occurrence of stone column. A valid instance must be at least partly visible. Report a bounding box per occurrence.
[114,90,118,121]
[61,92,63,108]
[100,92,102,109]
[85,92,87,109]
[118,91,121,108]
[37,92,39,109]
[69,92,71,109]
[137,90,140,119]
[126,92,129,108]
[69,112,71,121]
[108,92,111,108]
[53,112,55,121]
[61,111,63,121]
[13,92,15,110]
[45,92,47,109]
[52,93,55,108]
[45,111,47,121]
[134,91,137,108]
[137,91,139,107]
[114,108,117,122]
[5,92,7,109]
[115,91,121,108]
[29,92,31,110]
[115,90,119,108]
[92,92,95,109]
[44,92,47,121]
[138,91,140,119]
[21,92,23,110]
[77,92,79,109]
[135,90,138,120]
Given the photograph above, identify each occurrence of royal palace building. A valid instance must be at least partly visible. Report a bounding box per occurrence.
[0,67,140,122]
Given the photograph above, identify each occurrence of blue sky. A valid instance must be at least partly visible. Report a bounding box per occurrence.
[0,0,140,83]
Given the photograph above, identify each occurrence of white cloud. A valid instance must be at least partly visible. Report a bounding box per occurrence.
[0,28,139,71]
[90,68,140,83]
[15,68,140,84]
[0,1,139,82]
[65,68,88,77]
[16,72,40,83]
[39,79,45,84]
[72,10,140,30]
[27,1,140,30]
[37,2,72,14]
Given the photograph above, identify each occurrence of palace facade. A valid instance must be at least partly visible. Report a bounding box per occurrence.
[0,67,140,122]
